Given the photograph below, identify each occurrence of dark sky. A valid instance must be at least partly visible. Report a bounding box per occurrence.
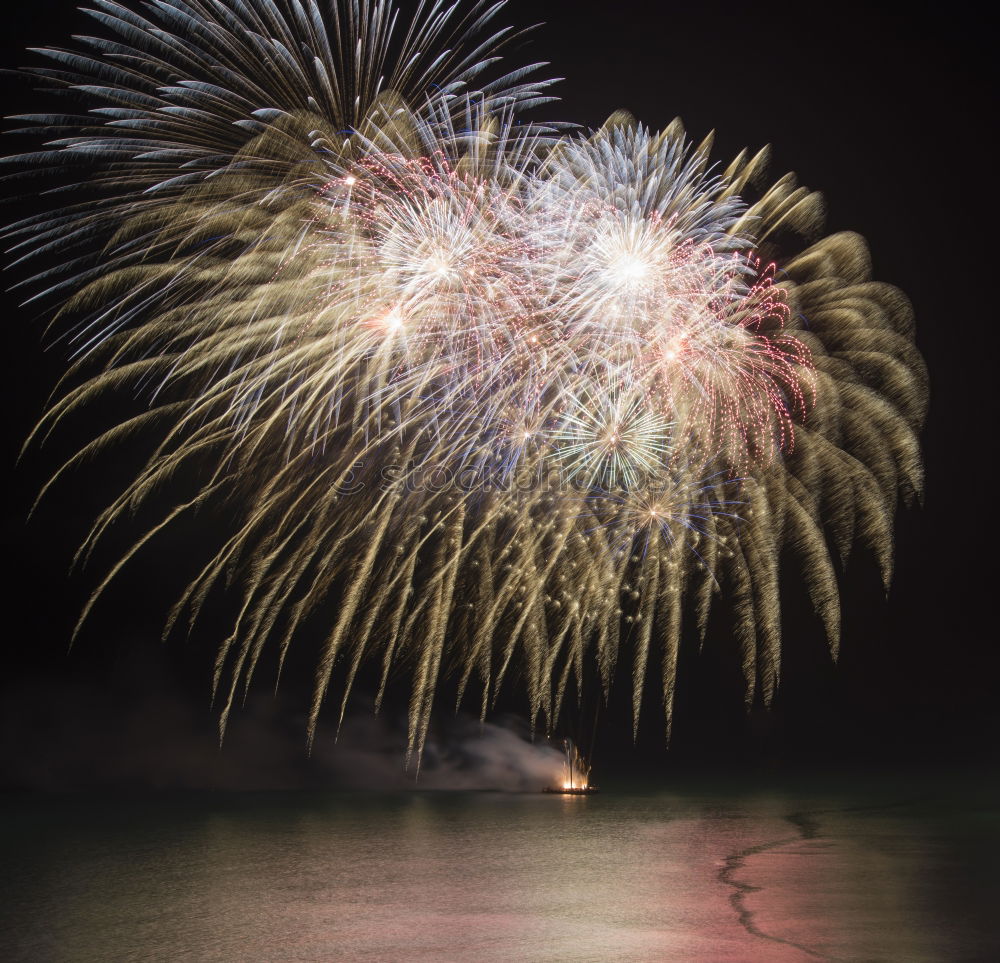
[1,1,995,788]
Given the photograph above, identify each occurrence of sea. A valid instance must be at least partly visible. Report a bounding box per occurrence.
[2,773,998,961]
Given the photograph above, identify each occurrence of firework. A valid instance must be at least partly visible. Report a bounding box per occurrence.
[5,0,927,760]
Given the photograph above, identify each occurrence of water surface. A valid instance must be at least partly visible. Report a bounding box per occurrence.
[2,775,997,961]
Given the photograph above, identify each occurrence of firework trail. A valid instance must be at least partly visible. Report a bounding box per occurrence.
[4,0,926,759]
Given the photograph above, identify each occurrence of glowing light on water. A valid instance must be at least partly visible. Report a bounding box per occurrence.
[560,740,591,791]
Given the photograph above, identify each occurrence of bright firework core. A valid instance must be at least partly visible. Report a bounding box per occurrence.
[610,251,649,284]
[317,143,808,495]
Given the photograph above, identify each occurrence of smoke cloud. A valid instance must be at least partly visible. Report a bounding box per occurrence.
[0,660,564,792]
[317,710,565,791]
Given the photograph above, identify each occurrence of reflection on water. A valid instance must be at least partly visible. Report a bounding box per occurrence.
[2,776,998,961]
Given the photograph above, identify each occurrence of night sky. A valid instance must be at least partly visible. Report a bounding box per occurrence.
[1,1,995,789]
